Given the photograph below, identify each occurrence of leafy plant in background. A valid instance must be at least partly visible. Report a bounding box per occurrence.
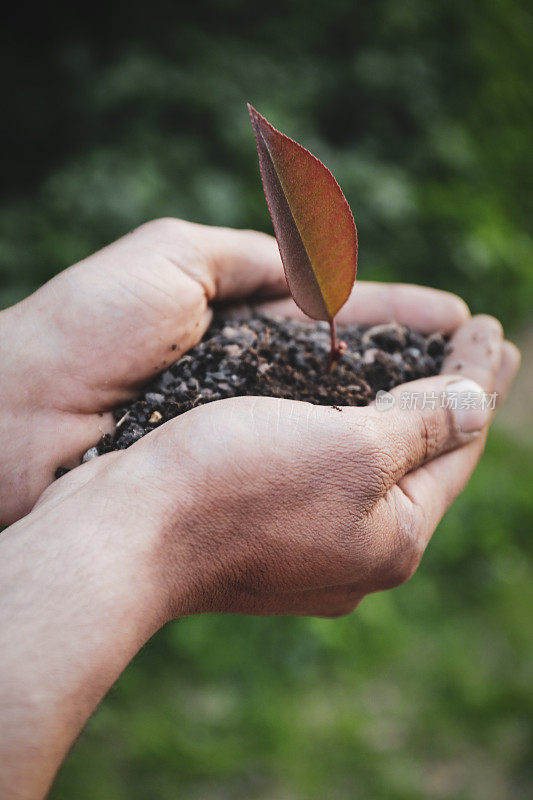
[249,105,358,369]
[1,1,531,324]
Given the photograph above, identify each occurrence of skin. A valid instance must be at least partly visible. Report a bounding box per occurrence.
[0,219,521,799]
[0,217,473,526]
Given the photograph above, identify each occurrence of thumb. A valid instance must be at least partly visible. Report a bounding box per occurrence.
[187,222,288,302]
[361,374,494,488]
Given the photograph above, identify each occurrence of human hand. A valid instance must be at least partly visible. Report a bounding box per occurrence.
[0,218,470,525]
[1,324,518,800]
[1,225,519,798]
[30,309,519,620]
[1,218,288,524]
[151,315,519,618]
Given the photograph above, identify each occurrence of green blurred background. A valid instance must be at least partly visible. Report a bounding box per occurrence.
[1,1,532,797]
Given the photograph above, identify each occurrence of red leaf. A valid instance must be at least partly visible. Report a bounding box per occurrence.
[248,104,357,321]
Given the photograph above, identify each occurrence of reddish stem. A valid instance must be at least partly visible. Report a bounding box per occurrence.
[328,318,347,372]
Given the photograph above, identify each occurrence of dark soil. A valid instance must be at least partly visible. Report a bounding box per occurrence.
[57,314,447,471]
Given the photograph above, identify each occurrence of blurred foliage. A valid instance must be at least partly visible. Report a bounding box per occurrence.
[1,1,532,798]
[1,0,532,324]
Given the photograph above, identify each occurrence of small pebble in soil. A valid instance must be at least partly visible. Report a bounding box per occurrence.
[81,447,99,463]
[56,314,448,474]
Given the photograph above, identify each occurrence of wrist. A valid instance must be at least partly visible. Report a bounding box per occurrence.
[0,478,169,798]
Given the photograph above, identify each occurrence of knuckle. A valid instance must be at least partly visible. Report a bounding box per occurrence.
[417,406,456,462]
[336,415,394,496]
[328,451,389,513]
[319,600,361,619]
[321,608,351,619]
[241,227,275,243]
[361,447,395,497]
[418,412,433,459]
[474,314,504,337]
[374,522,424,590]
[418,410,439,461]
[314,588,365,619]
[447,292,471,322]
[135,216,190,241]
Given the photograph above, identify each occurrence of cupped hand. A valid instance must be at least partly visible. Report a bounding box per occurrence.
[0,218,470,525]
[31,309,519,620]
[1,221,519,799]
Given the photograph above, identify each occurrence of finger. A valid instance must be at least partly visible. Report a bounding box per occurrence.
[441,314,503,387]
[191,223,288,301]
[353,314,504,489]
[357,374,491,493]
[494,340,521,408]
[257,281,470,334]
[85,218,287,303]
[392,336,521,548]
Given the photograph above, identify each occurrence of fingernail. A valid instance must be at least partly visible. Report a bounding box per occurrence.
[446,379,491,433]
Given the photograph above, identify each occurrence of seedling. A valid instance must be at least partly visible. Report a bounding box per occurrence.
[248,104,358,370]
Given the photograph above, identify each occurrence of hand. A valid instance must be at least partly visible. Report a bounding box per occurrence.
[0,217,469,525]
[0,219,520,798]
[34,312,515,621]
[1,218,287,524]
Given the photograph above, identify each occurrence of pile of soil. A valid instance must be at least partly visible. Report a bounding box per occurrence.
[65,314,447,469]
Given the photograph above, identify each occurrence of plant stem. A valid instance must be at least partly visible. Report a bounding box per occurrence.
[329,318,339,366]
[328,318,347,372]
